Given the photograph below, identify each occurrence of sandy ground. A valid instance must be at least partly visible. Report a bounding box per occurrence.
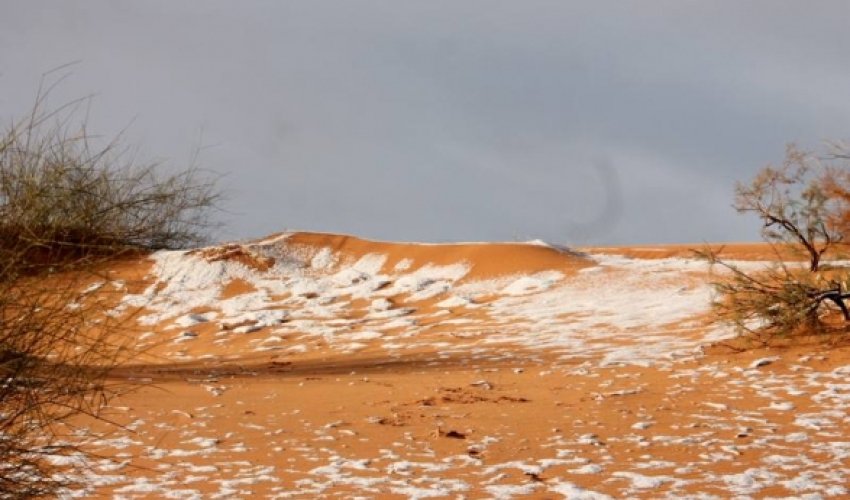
[51,233,850,498]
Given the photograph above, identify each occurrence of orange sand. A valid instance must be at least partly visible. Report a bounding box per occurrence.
[49,233,850,498]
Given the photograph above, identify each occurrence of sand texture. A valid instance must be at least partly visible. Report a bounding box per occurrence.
[50,233,850,498]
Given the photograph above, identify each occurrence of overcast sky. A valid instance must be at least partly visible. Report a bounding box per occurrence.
[3,1,850,245]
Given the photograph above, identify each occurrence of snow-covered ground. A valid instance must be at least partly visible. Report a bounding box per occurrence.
[50,234,850,498]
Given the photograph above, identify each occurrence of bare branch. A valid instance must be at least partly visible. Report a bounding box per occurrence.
[700,144,850,339]
[0,74,220,495]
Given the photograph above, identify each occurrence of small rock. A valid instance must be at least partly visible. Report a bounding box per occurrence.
[735,427,752,438]
[443,430,466,439]
[749,356,779,369]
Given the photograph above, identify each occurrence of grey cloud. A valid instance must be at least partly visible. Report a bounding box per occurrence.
[2,1,849,245]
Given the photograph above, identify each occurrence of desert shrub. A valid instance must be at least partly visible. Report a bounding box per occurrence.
[701,144,850,339]
[0,263,127,497]
[0,83,218,275]
[0,76,219,497]
[820,142,850,238]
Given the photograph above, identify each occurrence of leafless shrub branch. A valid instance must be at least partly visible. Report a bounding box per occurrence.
[699,144,850,339]
[0,71,219,496]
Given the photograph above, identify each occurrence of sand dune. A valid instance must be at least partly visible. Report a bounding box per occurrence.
[279,232,592,279]
[54,232,850,498]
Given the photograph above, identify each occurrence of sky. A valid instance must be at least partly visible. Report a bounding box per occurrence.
[3,1,850,245]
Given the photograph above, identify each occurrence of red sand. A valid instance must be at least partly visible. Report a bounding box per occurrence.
[50,233,850,498]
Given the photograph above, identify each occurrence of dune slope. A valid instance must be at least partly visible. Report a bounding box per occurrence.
[54,232,850,498]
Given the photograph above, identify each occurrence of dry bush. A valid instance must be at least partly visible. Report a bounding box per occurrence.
[820,142,850,239]
[701,248,850,339]
[700,144,850,339]
[0,257,129,497]
[0,74,219,497]
[0,78,218,275]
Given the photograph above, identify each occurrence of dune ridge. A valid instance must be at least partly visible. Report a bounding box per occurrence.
[50,232,850,498]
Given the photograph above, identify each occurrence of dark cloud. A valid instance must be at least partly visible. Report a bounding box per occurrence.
[3,1,850,245]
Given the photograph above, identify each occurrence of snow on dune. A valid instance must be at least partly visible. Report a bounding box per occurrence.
[115,234,732,365]
[66,234,850,499]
